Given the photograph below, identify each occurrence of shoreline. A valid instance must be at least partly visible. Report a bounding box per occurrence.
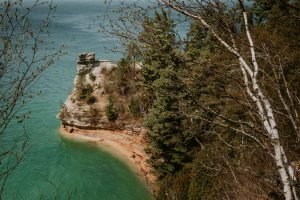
[59,125,157,192]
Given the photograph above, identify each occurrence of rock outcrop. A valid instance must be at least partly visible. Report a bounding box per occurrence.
[58,53,156,189]
[57,53,117,129]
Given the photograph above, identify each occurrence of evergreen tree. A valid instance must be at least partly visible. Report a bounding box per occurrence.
[139,9,183,90]
[139,10,188,177]
[145,67,187,176]
[186,21,211,59]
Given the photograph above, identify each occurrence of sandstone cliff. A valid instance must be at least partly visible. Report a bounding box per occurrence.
[58,53,118,129]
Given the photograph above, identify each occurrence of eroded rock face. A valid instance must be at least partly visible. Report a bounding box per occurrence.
[57,53,117,129]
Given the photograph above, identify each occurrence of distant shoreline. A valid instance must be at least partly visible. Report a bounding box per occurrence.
[59,125,157,193]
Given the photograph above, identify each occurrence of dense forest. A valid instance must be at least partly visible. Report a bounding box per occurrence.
[1,0,299,199]
[102,0,300,199]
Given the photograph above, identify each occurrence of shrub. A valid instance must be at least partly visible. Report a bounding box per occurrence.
[59,104,69,120]
[86,95,97,105]
[78,84,93,100]
[105,98,118,122]
[89,72,96,81]
[115,103,125,114]
[128,97,141,119]
[89,107,100,126]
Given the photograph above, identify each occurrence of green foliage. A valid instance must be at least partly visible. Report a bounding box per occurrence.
[105,98,118,122]
[139,10,190,177]
[102,55,144,121]
[128,96,142,119]
[115,1,300,199]
[75,71,97,105]
[76,69,94,102]
[186,21,212,59]
[78,84,93,101]
[89,72,96,82]
[187,151,220,200]
[86,95,97,105]
[156,169,191,200]
[252,0,300,43]
[106,57,139,97]
[87,107,101,126]
[114,58,132,95]
[115,103,126,114]
[139,9,181,88]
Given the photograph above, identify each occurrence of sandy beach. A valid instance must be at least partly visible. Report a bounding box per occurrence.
[59,126,156,191]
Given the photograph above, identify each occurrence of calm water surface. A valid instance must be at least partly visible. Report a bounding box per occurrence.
[3,1,152,199]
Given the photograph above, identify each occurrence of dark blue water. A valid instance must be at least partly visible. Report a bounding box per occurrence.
[2,1,152,199]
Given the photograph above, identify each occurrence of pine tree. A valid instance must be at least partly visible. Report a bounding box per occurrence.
[145,67,187,176]
[139,10,188,177]
[186,21,211,59]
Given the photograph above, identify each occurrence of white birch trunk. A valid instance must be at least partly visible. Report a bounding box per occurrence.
[162,0,299,199]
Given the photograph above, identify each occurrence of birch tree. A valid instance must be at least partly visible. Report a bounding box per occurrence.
[160,0,299,199]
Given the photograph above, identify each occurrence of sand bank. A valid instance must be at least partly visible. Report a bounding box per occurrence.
[59,126,156,190]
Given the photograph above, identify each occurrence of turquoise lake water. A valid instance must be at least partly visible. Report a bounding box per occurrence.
[2,1,152,199]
